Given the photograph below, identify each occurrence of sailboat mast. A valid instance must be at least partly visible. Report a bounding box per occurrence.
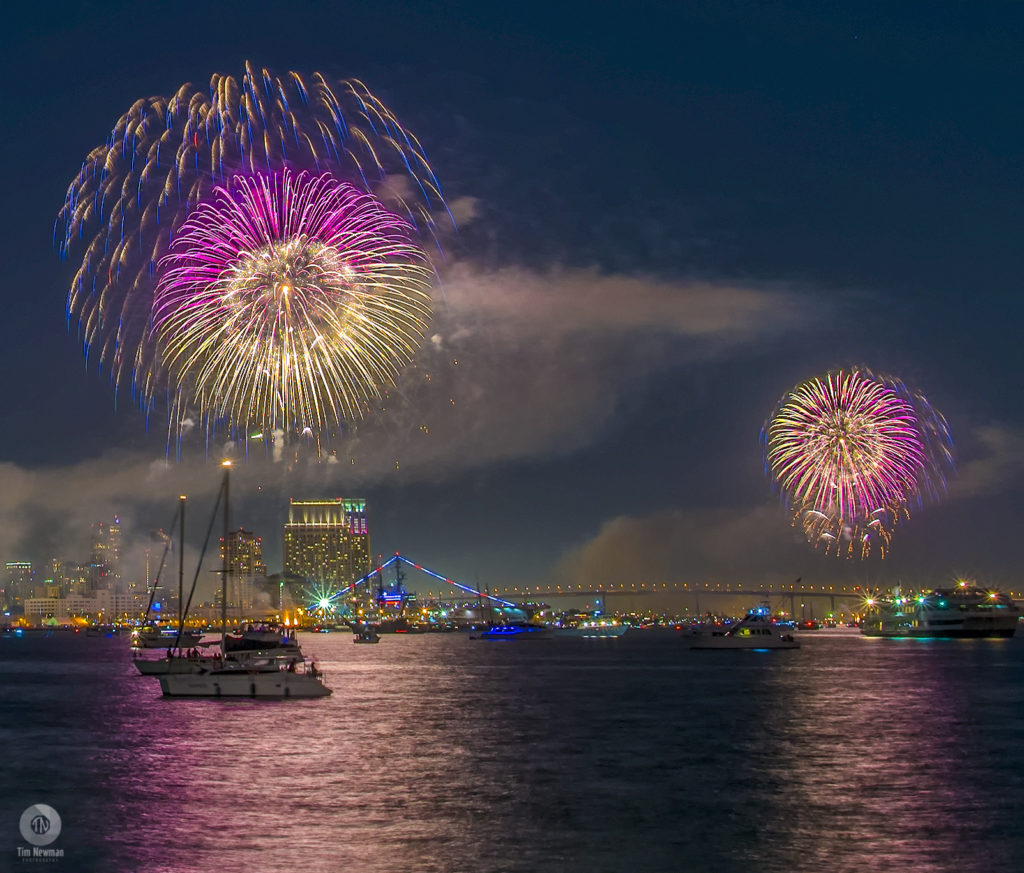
[178,495,186,635]
[221,462,230,656]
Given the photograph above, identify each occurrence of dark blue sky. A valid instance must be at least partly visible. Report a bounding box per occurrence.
[1,1,1023,593]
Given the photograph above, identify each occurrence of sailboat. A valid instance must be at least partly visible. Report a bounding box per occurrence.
[158,463,332,698]
[132,496,203,653]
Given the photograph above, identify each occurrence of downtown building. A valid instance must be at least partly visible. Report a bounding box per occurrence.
[283,499,370,589]
[87,517,122,593]
[2,562,34,614]
[23,589,144,623]
[219,528,267,615]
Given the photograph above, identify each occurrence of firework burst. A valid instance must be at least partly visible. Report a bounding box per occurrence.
[763,369,952,558]
[58,62,445,415]
[151,169,432,440]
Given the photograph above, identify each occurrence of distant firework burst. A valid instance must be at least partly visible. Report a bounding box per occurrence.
[763,369,953,558]
[58,61,445,433]
[152,169,432,440]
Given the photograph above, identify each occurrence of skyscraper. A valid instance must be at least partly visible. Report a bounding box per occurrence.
[89,517,122,593]
[3,562,34,613]
[283,499,370,587]
[220,528,266,613]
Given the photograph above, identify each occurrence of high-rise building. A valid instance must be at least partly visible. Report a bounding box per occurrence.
[89,517,122,593]
[283,499,370,587]
[220,528,266,613]
[222,529,266,578]
[3,562,34,613]
[51,560,90,597]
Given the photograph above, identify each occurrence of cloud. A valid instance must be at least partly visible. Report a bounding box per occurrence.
[346,263,817,480]
[948,424,1024,500]
[0,263,816,576]
[448,196,480,227]
[436,264,805,342]
[548,506,806,588]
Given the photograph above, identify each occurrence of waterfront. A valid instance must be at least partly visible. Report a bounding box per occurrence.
[1,630,1023,871]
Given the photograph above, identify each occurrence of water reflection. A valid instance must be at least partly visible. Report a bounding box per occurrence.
[747,634,1022,872]
[1,630,1023,871]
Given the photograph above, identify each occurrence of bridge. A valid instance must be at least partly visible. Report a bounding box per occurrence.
[313,557,1023,620]
[331,558,875,618]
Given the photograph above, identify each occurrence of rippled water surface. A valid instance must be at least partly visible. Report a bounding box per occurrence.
[1,629,1023,872]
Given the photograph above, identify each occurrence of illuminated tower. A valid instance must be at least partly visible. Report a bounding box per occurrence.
[107,517,122,590]
[283,499,370,587]
[89,517,122,592]
[3,562,34,613]
[220,529,266,615]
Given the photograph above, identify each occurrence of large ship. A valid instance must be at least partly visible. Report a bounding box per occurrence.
[859,583,1020,639]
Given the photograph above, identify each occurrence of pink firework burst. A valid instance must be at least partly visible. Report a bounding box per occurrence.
[764,369,931,558]
[150,169,432,441]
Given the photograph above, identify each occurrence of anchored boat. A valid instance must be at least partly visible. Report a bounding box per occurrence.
[688,604,799,650]
[859,583,1019,639]
[157,463,332,698]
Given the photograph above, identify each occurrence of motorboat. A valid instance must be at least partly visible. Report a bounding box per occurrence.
[688,605,799,650]
[472,623,553,640]
[555,616,628,638]
[352,625,380,644]
[860,583,1020,638]
[224,623,301,655]
[131,625,204,649]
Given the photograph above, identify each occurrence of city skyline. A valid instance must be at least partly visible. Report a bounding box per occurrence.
[0,2,1021,597]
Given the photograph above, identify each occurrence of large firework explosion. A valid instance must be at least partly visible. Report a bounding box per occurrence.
[58,62,445,444]
[152,169,431,440]
[763,368,953,558]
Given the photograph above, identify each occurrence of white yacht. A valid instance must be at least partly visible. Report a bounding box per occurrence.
[555,616,629,638]
[860,583,1020,638]
[688,605,799,650]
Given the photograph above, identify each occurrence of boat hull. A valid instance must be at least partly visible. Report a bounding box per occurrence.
[556,625,628,638]
[474,625,553,640]
[135,657,221,675]
[860,585,1020,640]
[135,649,304,675]
[159,671,331,698]
[860,625,1018,639]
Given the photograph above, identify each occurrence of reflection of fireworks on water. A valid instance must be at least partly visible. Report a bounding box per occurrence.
[763,368,953,558]
[152,169,431,442]
[58,62,445,435]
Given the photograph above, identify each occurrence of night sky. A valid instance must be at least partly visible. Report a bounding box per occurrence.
[1,1,1023,597]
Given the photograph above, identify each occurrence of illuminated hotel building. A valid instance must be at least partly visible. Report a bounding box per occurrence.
[220,529,266,613]
[283,499,370,586]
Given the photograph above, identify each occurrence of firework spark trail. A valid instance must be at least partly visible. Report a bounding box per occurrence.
[58,62,446,405]
[152,169,432,442]
[763,369,952,558]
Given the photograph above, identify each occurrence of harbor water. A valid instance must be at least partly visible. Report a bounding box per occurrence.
[1,629,1023,872]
